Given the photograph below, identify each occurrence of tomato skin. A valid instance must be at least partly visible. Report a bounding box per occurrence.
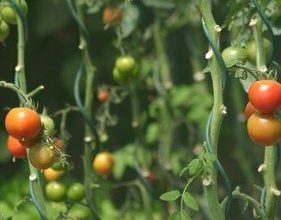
[92,152,114,176]
[44,168,64,182]
[97,89,110,103]
[7,135,26,158]
[45,181,66,202]
[0,20,10,42]
[29,143,60,169]
[5,108,42,142]
[222,47,247,67]
[103,7,122,25]
[244,102,256,119]
[67,183,85,202]
[246,38,272,64]
[247,113,281,146]
[40,115,55,136]
[248,80,281,114]
[68,204,92,220]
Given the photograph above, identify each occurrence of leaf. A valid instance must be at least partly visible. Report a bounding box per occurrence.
[177,211,192,220]
[179,166,189,177]
[188,159,204,176]
[160,190,181,201]
[203,153,217,162]
[183,191,199,211]
[120,3,139,38]
[145,122,160,144]
[169,212,179,220]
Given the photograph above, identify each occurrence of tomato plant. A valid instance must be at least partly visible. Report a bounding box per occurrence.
[248,80,281,114]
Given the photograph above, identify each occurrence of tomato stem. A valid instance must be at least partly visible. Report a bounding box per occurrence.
[73,1,99,219]
[199,0,225,220]
[15,1,48,219]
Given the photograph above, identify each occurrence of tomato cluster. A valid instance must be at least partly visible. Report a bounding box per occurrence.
[113,56,139,84]
[4,107,64,170]
[0,1,28,42]
[245,80,281,146]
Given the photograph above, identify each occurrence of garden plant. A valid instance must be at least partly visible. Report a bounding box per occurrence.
[0,0,281,220]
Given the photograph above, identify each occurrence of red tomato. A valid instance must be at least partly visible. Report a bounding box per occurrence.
[103,7,123,25]
[5,107,42,141]
[98,89,110,103]
[248,80,281,114]
[247,113,281,146]
[7,135,27,158]
[244,102,256,119]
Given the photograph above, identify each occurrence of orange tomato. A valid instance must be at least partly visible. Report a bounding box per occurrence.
[92,152,114,176]
[5,107,41,141]
[44,168,64,182]
[7,135,27,158]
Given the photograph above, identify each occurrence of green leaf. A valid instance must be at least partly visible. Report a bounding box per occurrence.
[177,211,192,220]
[145,122,160,144]
[160,190,181,201]
[203,153,217,162]
[169,212,179,220]
[183,191,199,211]
[188,159,204,176]
[120,3,139,38]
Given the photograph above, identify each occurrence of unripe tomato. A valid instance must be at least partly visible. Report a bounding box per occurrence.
[246,38,272,64]
[248,80,281,114]
[1,6,17,25]
[97,89,110,103]
[222,47,247,67]
[45,181,66,202]
[29,143,60,169]
[103,7,123,26]
[40,115,55,136]
[67,182,85,202]
[0,20,10,42]
[247,113,281,146]
[5,107,41,142]
[244,102,256,119]
[44,168,64,182]
[7,135,26,158]
[68,204,92,220]
[92,152,114,176]
[115,56,136,74]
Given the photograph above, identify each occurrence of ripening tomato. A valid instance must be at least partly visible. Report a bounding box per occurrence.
[29,142,60,169]
[7,135,26,158]
[5,107,41,142]
[92,152,114,176]
[222,47,247,67]
[45,181,66,202]
[247,113,281,146]
[44,168,64,182]
[103,7,123,25]
[67,182,85,202]
[40,115,55,136]
[98,89,110,103]
[246,38,272,64]
[244,102,256,119]
[248,80,281,114]
[1,6,17,25]
[0,20,10,42]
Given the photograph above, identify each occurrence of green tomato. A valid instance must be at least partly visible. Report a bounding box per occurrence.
[246,38,272,64]
[1,6,17,25]
[40,115,55,136]
[45,181,66,202]
[115,56,136,74]
[0,20,10,42]
[67,182,85,202]
[222,47,247,67]
[68,204,92,220]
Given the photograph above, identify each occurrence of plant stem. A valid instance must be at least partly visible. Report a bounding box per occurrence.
[74,1,99,219]
[199,1,225,220]
[15,4,48,219]
[252,15,278,220]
